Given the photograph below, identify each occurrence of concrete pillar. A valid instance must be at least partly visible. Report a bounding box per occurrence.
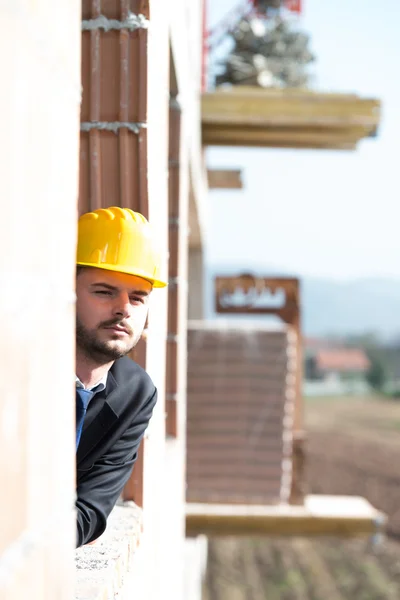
[188,248,205,320]
[0,2,81,598]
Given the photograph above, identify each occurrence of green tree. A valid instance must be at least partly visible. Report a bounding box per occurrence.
[366,354,387,391]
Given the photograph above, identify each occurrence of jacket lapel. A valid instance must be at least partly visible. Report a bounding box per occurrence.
[76,358,140,465]
[76,400,119,464]
[76,369,120,465]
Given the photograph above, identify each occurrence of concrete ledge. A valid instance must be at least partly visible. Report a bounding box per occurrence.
[75,502,142,600]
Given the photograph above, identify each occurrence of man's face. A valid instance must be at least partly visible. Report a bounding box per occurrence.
[76,268,152,364]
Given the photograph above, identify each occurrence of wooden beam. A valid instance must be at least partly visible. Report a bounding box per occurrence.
[202,124,367,150]
[207,169,243,189]
[186,495,386,537]
[202,87,380,128]
[201,87,381,150]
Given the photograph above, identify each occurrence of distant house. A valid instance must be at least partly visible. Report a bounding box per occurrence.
[306,348,371,382]
[304,343,371,396]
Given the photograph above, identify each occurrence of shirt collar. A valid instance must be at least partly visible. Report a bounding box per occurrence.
[75,372,108,393]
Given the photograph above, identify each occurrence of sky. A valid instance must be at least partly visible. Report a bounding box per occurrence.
[205,0,400,281]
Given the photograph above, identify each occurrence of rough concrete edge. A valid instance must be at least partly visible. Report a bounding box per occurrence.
[75,502,143,600]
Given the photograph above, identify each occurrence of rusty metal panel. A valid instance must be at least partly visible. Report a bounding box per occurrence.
[186,324,297,505]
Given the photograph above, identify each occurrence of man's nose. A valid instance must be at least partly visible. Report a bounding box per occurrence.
[112,291,132,319]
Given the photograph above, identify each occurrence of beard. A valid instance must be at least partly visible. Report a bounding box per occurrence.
[76,316,142,364]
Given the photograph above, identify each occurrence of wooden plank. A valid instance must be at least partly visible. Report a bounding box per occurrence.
[201,87,380,150]
[202,88,380,128]
[202,124,363,150]
[186,495,386,537]
[207,169,243,189]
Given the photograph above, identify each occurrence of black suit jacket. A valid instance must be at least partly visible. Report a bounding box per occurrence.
[76,356,157,547]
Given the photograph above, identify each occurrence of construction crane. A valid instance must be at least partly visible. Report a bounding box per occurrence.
[206,0,302,52]
[202,0,310,90]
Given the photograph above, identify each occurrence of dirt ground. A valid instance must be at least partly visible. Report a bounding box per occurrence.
[306,395,400,539]
[204,395,400,600]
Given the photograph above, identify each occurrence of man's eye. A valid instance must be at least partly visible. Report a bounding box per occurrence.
[95,290,112,296]
[130,296,144,304]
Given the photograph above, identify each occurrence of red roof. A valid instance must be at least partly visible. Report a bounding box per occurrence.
[315,349,370,373]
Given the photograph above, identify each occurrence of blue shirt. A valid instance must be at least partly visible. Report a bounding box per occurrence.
[75,374,108,449]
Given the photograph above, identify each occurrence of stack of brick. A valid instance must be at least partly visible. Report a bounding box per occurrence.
[186,321,297,506]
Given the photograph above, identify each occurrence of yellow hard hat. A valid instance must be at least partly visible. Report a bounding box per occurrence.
[77,207,167,288]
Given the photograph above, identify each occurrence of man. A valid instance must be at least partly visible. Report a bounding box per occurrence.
[75,206,167,547]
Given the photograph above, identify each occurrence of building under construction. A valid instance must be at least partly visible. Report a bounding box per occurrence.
[0,2,383,600]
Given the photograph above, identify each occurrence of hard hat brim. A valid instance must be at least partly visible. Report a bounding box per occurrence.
[76,262,168,288]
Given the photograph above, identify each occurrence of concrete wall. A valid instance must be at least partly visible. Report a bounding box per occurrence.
[125,1,207,599]
[133,1,170,598]
[0,2,81,598]
[171,0,207,249]
[189,248,205,320]
[184,536,209,600]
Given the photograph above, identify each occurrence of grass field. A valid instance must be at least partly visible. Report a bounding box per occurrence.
[204,395,400,600]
